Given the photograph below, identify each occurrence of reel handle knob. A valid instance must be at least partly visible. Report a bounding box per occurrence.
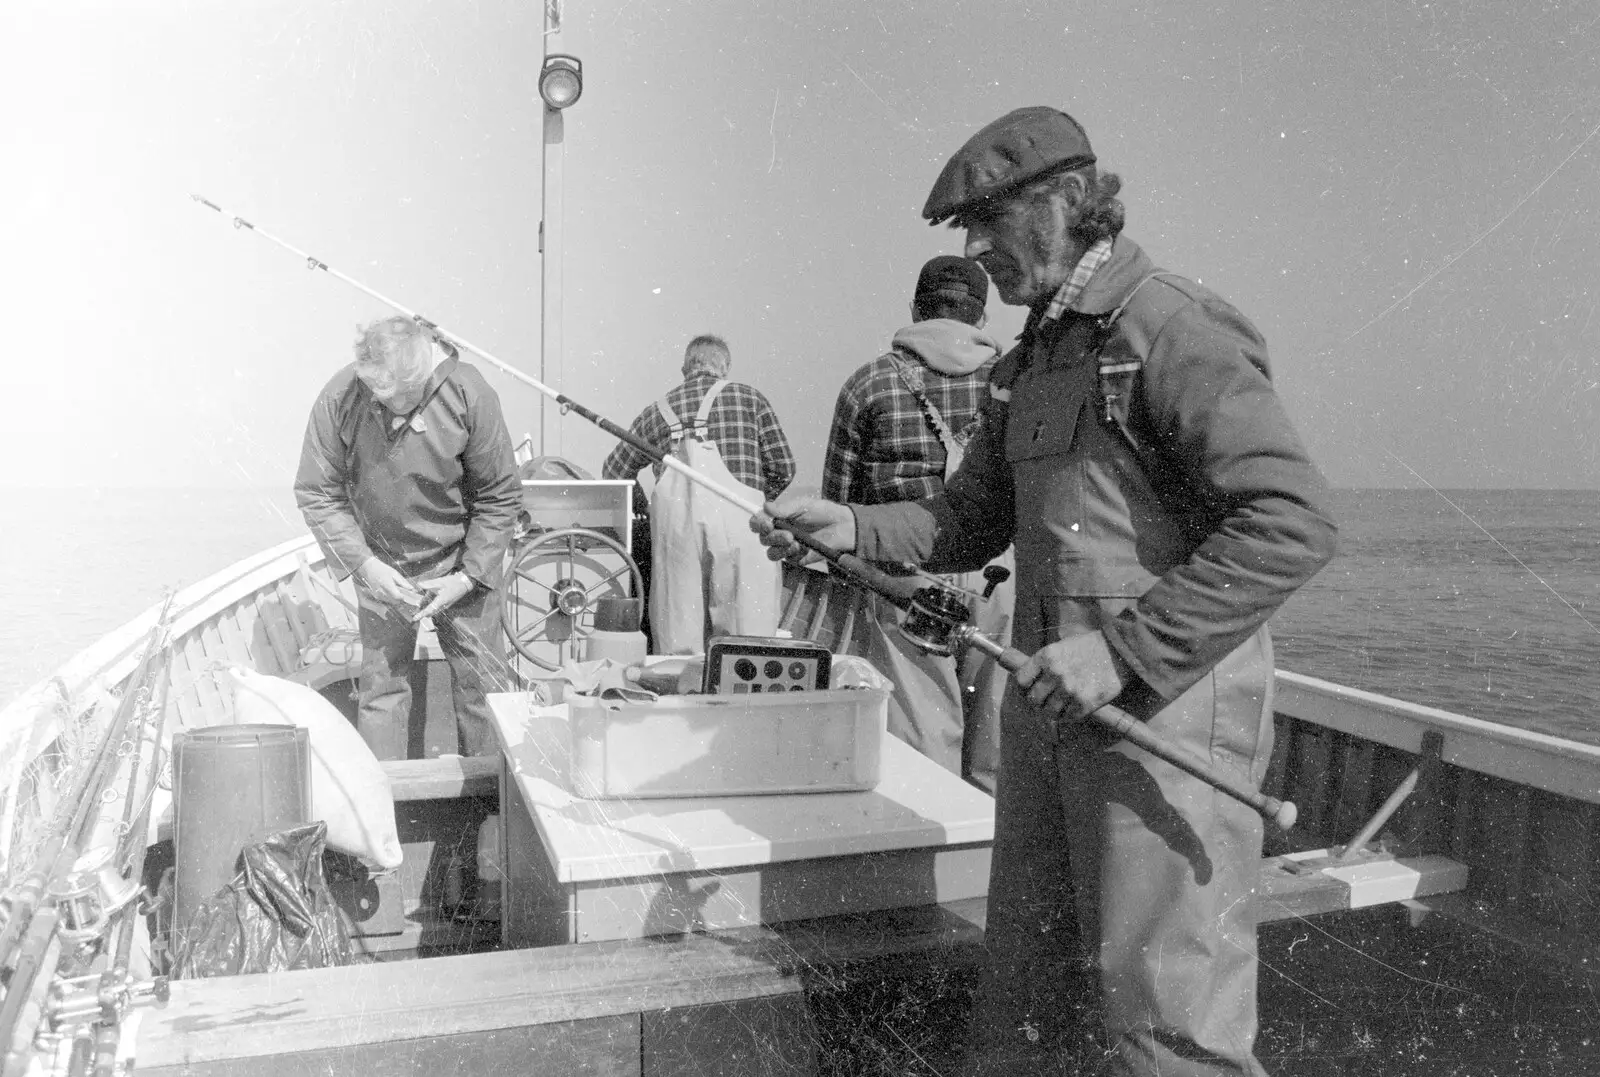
[981,565,1011,599]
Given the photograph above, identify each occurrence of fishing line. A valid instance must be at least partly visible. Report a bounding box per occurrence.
[1383,450,1600,638]
[1333,111,1600,349]
[1258,896,1478,999]
[188,194,776,521]
[191,194,1302,830]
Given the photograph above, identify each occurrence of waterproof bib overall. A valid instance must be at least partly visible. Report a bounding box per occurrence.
[861,355,1016,792]
[648,381,781,654]
[968,313,1273,1077]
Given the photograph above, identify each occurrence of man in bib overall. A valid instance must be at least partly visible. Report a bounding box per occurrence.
[604,334,795,653]
[758,108,1338,1075]
[822,255,1014,792]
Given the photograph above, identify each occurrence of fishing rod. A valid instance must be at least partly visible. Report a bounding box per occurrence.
[0,597,175,1074]
[189,194,1296,831]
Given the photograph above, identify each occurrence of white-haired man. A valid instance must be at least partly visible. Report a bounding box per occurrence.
[296,315,522,758]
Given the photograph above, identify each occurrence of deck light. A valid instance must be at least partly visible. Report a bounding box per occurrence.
[539,54,583,110]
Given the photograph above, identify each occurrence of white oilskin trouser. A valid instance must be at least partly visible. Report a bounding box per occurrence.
[648,381,780,654]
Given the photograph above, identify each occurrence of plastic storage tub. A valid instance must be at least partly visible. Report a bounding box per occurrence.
[566,687,889,799]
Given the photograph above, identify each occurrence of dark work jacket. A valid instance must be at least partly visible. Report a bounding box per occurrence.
[294,355,522,591]
[853,235,1338,703]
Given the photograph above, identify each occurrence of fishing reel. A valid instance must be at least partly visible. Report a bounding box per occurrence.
[897,565,1010,657]
[46,846,142,945]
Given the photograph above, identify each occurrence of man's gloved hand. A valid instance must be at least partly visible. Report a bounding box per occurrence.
[752,494,856,564]
[414,572,476,621]
[357,557,423,611]
[1014,631,1132,728]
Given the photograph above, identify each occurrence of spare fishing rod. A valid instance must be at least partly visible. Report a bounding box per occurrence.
[189,194,1295,831]
[0,597,176,1075]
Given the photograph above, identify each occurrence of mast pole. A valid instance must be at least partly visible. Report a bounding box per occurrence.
[539,0,567,458]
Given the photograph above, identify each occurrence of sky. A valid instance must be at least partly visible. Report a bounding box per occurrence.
[2,0,1598,492]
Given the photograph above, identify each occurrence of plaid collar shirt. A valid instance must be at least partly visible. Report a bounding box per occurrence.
[602,372,796,500]
[1039,237,1115,328]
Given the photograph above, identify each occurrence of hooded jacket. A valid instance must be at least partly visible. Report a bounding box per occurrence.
[822,318,1002,506]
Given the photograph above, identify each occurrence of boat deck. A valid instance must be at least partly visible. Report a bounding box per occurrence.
[7,537,1600,1075]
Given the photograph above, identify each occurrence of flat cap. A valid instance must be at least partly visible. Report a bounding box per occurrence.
[922,106,1096,224]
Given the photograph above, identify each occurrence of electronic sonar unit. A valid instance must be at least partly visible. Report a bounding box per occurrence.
[702,636,833,694]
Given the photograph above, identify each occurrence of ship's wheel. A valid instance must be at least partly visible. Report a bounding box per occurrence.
[502,527,644,673]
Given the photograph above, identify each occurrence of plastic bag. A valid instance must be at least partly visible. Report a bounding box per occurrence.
[171,821,352,979]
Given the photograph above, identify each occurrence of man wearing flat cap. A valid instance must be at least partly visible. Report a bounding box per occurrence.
[760,106,1337,1075]
[821,255,1014,794]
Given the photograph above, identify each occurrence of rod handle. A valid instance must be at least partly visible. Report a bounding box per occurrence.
[972,636,1297,831]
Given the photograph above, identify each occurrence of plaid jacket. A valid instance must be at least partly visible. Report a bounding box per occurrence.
[602,372,796,500]
[822,347,997,506]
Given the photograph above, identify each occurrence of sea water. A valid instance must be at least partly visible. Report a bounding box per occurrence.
[1273,487,1599,743]
[2,486,1595,744]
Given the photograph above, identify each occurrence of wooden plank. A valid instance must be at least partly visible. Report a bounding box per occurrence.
[252,590,301,674]
[1449,766,1477,861]
[1575,801,1599,935]
[232,595,283,676]
[382,756,501,801]
[1390,729,1449,851]
[136,926,809,1068]
[162,639,202,732]
[1288,725,1332,843]
[810,583,835,651]
[297,553,361,631]
[136,842,1468,1074]
[1275,670,1600,807]
[1462,776,1531,908]
[1422,890,1600,981]
[286,564,333,639]
[1257,851,1469,923]
[194,618,238,723]
[215,604,257,668]
[1327,736,1376,843]
[182,630,228,722]
[138,1014,640,1077]
[565,842,992,943]
[1502,785,1533,909]
[641,994,815,1077]
[270,578,314,652]
[1516,795,1594,931]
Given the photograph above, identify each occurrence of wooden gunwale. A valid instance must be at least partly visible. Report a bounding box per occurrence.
[1274,671,1600,806]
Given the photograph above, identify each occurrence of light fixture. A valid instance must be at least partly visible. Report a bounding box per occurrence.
[539,54,583,110]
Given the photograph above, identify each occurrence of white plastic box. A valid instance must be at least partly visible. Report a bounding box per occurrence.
[566,688,890,799]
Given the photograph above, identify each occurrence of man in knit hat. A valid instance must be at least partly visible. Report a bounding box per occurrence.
[759,106,1338,1075]
[821,255,1013,794]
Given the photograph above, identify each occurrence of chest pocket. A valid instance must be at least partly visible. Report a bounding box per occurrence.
[1004,395,1084,463]
[1002,320,1097,466]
